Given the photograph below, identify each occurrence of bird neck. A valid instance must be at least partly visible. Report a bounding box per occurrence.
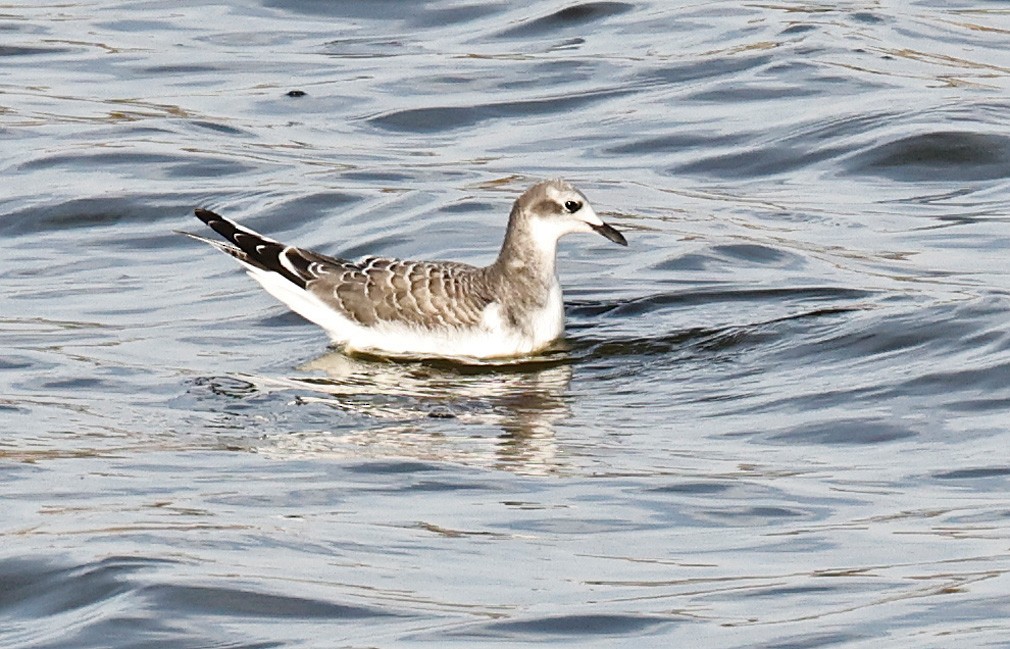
[489,214,559,289]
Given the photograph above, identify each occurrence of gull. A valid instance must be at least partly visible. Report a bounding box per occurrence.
[187,179,626,360]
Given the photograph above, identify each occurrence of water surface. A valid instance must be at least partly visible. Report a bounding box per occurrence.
[3,1,1010,647]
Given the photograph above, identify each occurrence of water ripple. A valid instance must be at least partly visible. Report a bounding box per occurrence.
[495,2,635,39]
[845,130,1010,181]
[5,1,1010,647]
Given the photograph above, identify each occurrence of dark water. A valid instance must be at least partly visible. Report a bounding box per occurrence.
[4,1,1010,647]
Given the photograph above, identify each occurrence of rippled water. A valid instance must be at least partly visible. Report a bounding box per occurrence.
[4,1,1010,647]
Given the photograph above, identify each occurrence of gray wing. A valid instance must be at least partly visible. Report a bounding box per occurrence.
[191,208,494,329]
[310,257,496,328]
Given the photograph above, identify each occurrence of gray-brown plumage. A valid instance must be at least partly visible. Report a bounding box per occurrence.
[187,179,626,359]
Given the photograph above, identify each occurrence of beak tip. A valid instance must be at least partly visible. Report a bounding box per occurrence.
[592,222,628,247]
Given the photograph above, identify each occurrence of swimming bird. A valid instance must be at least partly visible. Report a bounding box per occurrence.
[187,179,626,360]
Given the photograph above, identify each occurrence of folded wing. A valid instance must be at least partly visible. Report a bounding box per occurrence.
[192,208,495,329]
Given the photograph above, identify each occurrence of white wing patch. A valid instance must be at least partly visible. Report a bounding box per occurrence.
[278,246,303,279]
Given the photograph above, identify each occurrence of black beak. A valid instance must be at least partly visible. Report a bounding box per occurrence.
[592,222,628,246]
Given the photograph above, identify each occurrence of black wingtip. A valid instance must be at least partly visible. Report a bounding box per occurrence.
[193,207,243,248]
[190,206,308,289]
[194,207,221,225]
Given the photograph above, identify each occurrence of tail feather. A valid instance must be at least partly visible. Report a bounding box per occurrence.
[190,208,307,288]
[176,230,249,262]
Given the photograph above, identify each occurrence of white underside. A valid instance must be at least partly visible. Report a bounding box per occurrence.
[243,264,565,360]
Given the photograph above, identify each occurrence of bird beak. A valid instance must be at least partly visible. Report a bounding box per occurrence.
[580,203,628,246]
[577,201,622,247]
[592,222,628,246]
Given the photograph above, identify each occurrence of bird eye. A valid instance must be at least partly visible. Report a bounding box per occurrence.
[564,200,582,213]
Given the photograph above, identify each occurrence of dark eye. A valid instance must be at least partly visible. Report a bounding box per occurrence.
[564,200,582,213]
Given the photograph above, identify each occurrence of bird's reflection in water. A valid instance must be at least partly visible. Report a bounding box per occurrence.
[249,350,574,475]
